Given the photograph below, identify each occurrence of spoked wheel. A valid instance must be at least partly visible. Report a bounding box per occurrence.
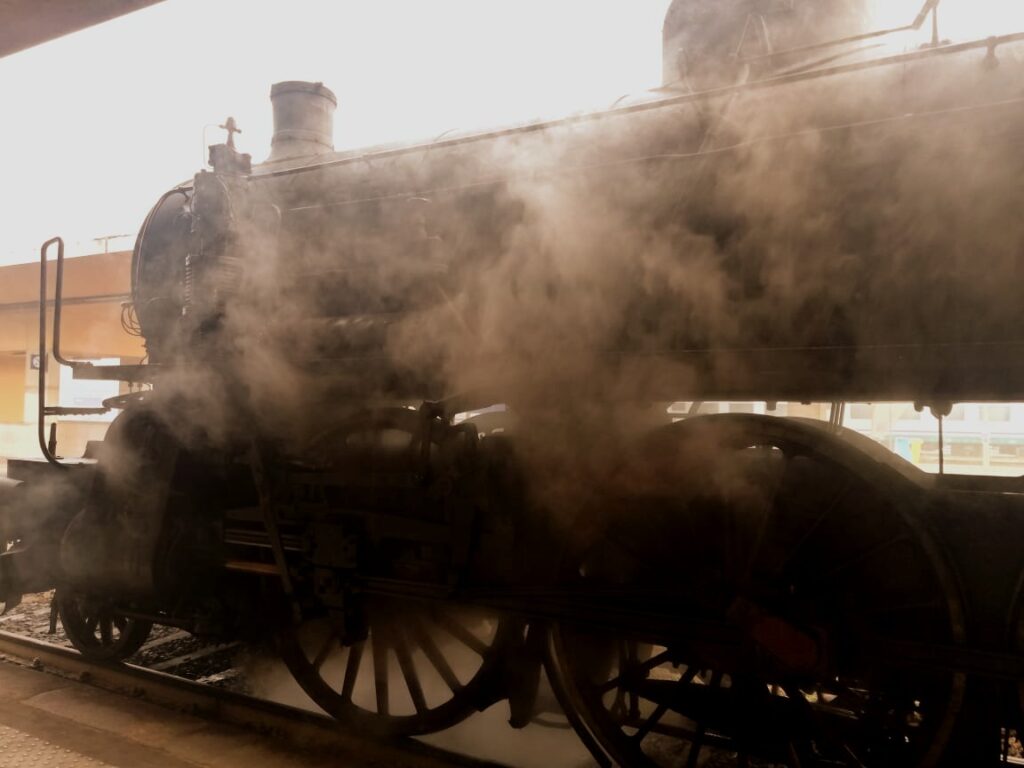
[547,414,965,768]
[57,590,152,662]
[278,597,518,736]
[278,407,520,735]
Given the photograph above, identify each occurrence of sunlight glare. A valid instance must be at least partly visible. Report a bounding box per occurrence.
[0,0,671,265]
[870,0,1024,41]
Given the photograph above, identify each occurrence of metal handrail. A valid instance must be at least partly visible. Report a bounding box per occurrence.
[37,237,66,468]
[741,0,942,66]
[51,234,92,370]
[37,237,109,468]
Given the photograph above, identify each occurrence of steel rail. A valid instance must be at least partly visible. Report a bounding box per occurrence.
[0,630,506,768]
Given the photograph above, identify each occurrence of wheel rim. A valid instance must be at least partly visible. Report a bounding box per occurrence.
[278,598,516,736]
[57,591,152,662]
[549,415,965,768]
[1006,568,1024,727]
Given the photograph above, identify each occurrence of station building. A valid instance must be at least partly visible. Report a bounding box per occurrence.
[0,250,144,464]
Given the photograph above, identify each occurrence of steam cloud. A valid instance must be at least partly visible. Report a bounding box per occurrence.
[130,25,1023,533]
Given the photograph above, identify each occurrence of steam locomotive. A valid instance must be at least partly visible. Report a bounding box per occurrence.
[4,1,1024,765]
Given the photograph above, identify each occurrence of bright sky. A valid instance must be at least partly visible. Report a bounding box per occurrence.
[870,0,1023,38]
[0,0,670,265]
[0,0,1019,267]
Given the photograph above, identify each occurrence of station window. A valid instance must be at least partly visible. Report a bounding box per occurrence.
[983,405,1012,422]
[664,402,1024,478]
[848,403,873,420]
[727,402,756,414]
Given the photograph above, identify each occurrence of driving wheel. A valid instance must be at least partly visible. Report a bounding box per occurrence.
[278,407,519,736]
[278,597,516,736]
[547,414,965,767]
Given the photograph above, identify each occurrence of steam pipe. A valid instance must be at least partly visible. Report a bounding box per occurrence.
[37,237,66,469]
[267,81,336,162]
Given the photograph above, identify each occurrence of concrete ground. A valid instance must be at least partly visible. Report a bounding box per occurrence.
[0,658,429,768]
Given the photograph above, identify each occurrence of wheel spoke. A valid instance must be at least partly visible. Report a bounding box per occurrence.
[599,649,672,693]
[782,479,854,571]
[737,450,793,585]
[99,617,113,646]
[395,630,428,714]
[678,665,699,686]
[631,702,669,743]
[842,743,868,768]
[372,630,389,715]
[340,640,364,702]
[431,611,487,656]
[312,629,339,671]
[621,640,641,722]
[629,674,731,722]
[685,725,705,768]
[410,616,462,692]
[610,686,627,721]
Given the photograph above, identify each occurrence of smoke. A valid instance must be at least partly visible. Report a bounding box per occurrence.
[336,36,1018,514]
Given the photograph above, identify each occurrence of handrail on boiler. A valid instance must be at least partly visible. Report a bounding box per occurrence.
[741,0,942,66]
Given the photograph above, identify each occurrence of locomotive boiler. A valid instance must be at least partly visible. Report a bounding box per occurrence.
[4,1,1024,765]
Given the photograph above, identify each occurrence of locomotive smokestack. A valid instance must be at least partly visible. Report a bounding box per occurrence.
[267,81,337,162]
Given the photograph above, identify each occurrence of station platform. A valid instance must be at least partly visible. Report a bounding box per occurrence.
[0,657,419,768]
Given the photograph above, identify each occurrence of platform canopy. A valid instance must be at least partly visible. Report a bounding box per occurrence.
[0,0,164,58]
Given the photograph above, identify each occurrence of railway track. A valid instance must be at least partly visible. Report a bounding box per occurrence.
[0,593,507,768]
[0,592,248,689]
